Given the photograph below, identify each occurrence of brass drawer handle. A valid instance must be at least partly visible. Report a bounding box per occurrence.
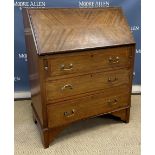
[61,63,73,71]
[44,66,48,70]
[61,84,73,90]
[108,77,118,82]
[107,99,118,105]
[109,56,119,64]
[64,109,75,117]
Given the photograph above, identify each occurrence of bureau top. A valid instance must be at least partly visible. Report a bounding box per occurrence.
[23,8,135,55]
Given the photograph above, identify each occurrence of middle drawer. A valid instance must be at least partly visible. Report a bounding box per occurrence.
[46,69,130,102]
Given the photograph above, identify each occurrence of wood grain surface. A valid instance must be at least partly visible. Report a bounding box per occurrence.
[27,8,135,55]
[22,8,135,148]
[44,46,132,78]
[47,85,130,128]
[46,69,130,102]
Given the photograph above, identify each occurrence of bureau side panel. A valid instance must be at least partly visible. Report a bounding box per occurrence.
[22,9,44,126]
[129,44,136,104]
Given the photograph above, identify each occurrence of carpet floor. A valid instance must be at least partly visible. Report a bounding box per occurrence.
[15,95,141,155]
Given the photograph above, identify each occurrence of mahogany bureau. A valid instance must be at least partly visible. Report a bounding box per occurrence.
[22,7,135,148]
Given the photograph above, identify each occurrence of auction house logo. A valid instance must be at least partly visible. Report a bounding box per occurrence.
[79,1,110,8]
[14,76,21,82]
[130,25,140,32]
[136,49,141,54]
[18,53,27,61]
[14,1,46,10]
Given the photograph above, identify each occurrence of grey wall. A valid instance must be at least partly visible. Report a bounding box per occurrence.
[14,0,141,92]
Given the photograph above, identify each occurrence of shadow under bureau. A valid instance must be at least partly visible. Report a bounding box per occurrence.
[22,7,135,148]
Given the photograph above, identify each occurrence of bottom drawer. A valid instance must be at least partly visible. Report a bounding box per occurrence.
[47,86,130,128]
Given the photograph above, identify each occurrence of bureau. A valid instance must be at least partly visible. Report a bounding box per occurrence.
[22,7,135,148]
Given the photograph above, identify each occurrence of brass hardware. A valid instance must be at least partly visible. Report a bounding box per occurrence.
[109,56,119,64]
[64,109,75,117]
[24,28,31,35]
[44,66,48,70]
[61,63,73,71]
[108,77,118,82]
[44,59,48,71]
[61,84,73,90]
[107,99,118,105]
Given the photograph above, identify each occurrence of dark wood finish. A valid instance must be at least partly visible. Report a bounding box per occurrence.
[46,69,130,102]
[23,7,135,148]
[110,108,130,123]
[32,103,67,148]
[47,86,129,128]
[44,46,132,78]
[22,9,45,126]
[27,8,134,55]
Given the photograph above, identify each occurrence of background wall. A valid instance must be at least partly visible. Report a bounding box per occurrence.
[14,0,141,95]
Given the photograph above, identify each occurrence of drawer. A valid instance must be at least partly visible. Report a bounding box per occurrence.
[47,86,130,128]
[46,69,130,101]
[45,46,132,77]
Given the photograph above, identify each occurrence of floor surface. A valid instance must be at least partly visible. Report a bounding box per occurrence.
[15,95,141,155]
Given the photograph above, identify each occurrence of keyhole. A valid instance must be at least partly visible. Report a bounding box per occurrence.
[91,54,94,58]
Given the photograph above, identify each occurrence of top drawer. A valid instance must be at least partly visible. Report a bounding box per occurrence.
[44,46,132,77]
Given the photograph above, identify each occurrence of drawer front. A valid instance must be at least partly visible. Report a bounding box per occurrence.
[46,69,130,101]
[47,86,130,128]
[46,46,132,77]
